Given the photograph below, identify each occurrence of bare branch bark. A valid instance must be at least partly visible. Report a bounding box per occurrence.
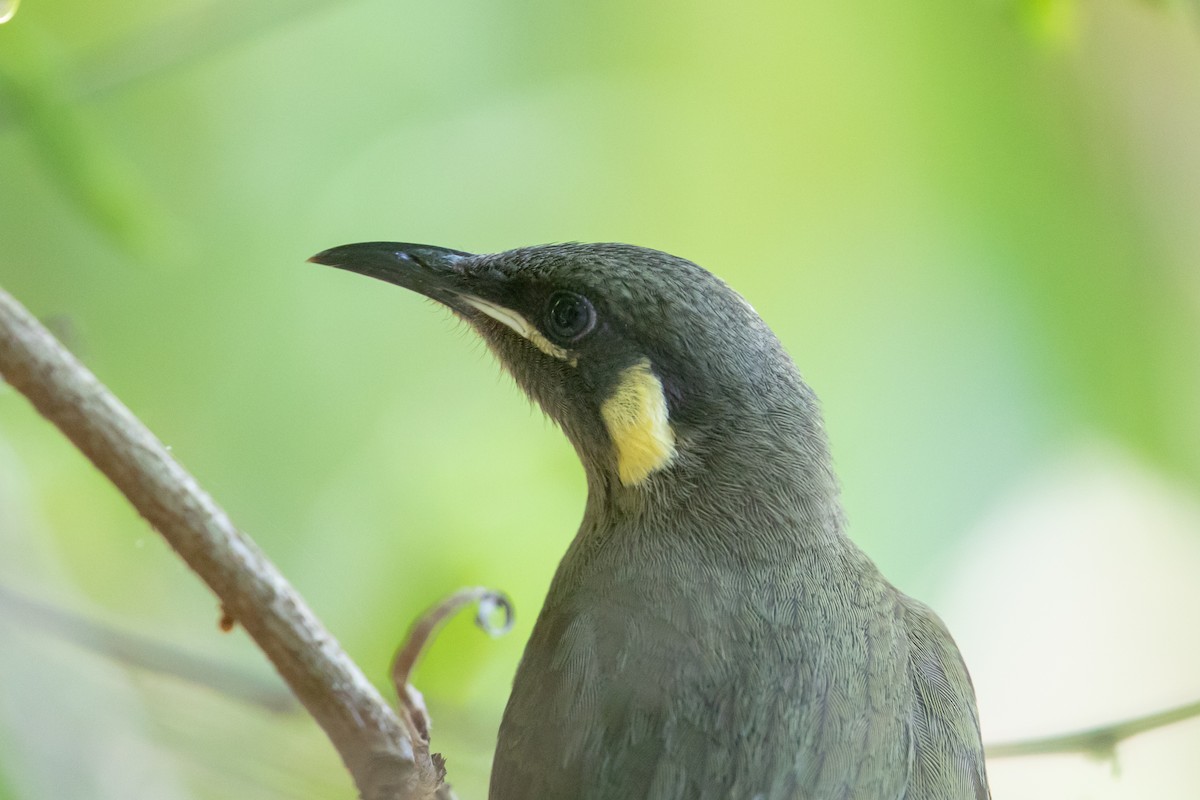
[986,697,1200,761]
[0,286,444,800]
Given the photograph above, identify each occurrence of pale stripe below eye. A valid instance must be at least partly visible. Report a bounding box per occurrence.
[461,296,575,364]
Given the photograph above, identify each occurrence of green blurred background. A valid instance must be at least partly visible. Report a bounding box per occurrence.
[2,0,1200,797]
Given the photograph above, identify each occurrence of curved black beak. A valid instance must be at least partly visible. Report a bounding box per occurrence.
[308,242,475,300]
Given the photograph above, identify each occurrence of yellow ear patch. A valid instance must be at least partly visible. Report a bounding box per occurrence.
[600,359,677,486]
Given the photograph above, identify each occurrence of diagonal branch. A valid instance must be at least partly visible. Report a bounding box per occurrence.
[0,286,443,800]
[0,584,297,714]
[986,697,1200,761]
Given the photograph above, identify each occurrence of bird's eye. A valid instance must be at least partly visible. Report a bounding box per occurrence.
[544,291,596,344]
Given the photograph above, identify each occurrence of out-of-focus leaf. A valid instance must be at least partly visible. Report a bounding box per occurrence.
[77,0,329,100]
[1018,0,1079,44]
[0,25,161,258]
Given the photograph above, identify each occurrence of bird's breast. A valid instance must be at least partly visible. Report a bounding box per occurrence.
[493,531,913,799]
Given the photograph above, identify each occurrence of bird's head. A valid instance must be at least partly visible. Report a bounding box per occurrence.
[310,242,837,512]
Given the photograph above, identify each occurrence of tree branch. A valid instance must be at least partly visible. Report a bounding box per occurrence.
[986,696,1200,761]
[0,286,444,800]
[0,584,297,714]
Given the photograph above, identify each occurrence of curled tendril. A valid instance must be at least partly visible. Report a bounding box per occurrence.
[475,590,515,637]
[392,586,515,693]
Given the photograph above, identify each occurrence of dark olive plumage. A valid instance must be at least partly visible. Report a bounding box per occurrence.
[312,242,990,800]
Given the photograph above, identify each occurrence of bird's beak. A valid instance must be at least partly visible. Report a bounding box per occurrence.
[307,242,475,305]
[310,240,575,362]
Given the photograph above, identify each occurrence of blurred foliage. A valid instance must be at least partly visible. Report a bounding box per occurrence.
[1017,0,1081,43]
[1,0,1199,798]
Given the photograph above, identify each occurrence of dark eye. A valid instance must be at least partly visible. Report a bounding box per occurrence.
[544,291,596,343]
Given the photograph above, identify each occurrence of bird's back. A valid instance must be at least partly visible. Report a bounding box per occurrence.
[901,598,990,800]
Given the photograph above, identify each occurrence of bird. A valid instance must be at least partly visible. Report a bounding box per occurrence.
[309,241,990,800]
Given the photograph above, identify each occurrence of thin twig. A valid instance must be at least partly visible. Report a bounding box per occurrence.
[392,588,513,698]
[0,584,297,714]
[391,588,512,742]
[986,697,1200,760]
[389,588,513,800]
[0,286,443,800]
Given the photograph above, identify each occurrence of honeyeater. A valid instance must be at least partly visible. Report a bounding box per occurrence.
[310,241,990,800]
